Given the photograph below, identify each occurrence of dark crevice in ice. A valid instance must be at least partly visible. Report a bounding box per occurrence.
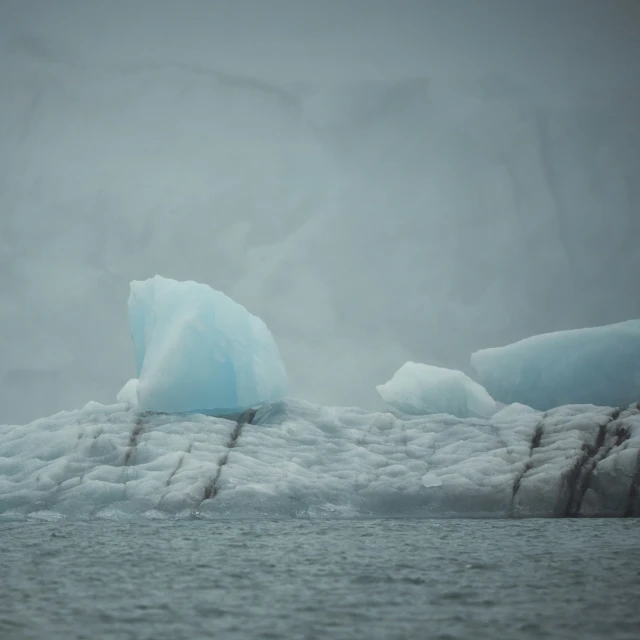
[557,448,591,517]
[119,413,149,502]
[623,450,640,518]
[165,442,193,488]
[559,406,632,517]
[509,461,532,509]
[569,403,639,516]
[509,419,545,516]
[613,424,631,448]
[566,422,609,516]
[198,408,256,506]
[529,423,544,454]
[124,411,152,465]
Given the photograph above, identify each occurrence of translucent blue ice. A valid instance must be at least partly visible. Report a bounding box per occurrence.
[376,361,496,419]
[471,320,640,410]
[128,276,287,414]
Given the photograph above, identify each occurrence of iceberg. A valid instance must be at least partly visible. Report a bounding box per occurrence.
[128,276,287,415]
[2,279,637,520]
[377,361,496,419]
[471,320,640,411]
[1,398,638,519]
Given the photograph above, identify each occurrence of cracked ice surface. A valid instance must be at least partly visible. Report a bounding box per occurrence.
[0,399,639,520]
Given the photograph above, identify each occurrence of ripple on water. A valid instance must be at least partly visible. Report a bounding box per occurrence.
[1,519,639,640]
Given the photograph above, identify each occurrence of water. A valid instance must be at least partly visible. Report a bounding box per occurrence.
[1,518,638,640]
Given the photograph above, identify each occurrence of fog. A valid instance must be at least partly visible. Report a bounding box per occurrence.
[1,0,639,424]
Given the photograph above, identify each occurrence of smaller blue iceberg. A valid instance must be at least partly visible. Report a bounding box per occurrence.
[376,361,496,419]
[126,276,287,415]
[471,320,640,411]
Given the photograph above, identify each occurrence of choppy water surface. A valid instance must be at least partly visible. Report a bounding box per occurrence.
[1,518,639,640]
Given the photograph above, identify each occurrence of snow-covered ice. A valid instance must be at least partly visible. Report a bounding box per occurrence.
[377,362,496,419]
[128,276,287,415]
[1,398,638,519]
[471,320,640,411]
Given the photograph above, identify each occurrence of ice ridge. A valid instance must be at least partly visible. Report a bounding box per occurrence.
[1,399,638,520]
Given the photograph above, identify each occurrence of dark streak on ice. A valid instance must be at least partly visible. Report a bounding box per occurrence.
[509,419,545,515]
[509,403,639,518]
[124,412,149,465]
[614,424,631,448]
[165,443,193,488]
[557,450,589,517]
[199,408,257,506]
[529,423,544,453]
[566,423,608,517]
[561,407,630,517]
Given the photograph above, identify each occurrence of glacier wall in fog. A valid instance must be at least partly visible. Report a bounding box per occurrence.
[1,6,639,423]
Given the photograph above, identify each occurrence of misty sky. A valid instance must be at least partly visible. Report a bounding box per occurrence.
[0,0,639,423]
[2,0,639,83]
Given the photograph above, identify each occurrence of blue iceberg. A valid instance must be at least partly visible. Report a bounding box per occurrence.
[127,276,287,414]
[471,320,640,411]
[376,361,496,419]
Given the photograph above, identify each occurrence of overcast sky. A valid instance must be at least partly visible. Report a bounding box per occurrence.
[2,0,639,83]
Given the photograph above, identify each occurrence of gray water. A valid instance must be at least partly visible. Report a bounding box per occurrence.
[1,519,638,640]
